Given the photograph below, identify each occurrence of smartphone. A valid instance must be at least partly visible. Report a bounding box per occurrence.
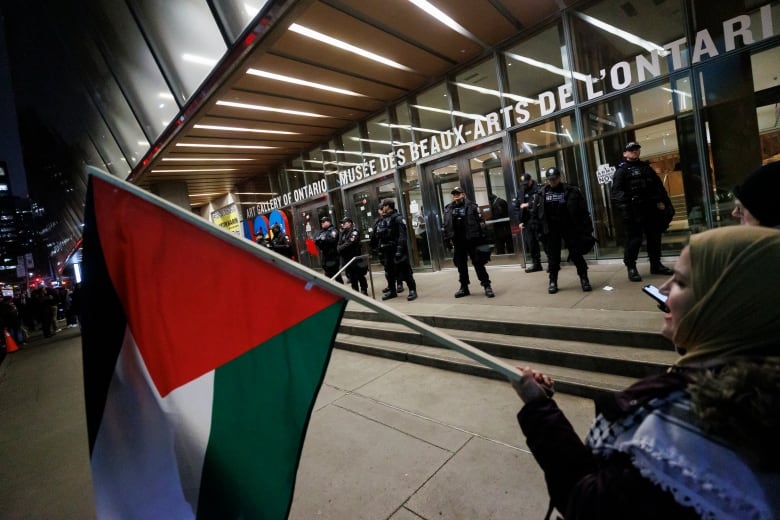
[642,284,669,312]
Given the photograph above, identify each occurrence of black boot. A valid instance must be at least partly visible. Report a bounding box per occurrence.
[381,291,397,301]
[548,273,558,294]
[627,266,642,282]
[454,285,470,298]
[580,275,592,292]
[396,282,404,294]
[407,290,417,301]
[484,285,495,298]
[525,263,543,273]
[650,263,674,275]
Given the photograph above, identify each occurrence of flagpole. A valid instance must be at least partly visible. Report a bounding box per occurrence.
[86,167,522,382]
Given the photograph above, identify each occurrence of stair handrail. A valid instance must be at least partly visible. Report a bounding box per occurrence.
[331,254,376,298]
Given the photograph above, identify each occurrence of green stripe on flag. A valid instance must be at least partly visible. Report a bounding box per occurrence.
[197,300,344,519]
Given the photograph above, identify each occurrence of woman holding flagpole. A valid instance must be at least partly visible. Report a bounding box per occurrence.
[511,226,780,519]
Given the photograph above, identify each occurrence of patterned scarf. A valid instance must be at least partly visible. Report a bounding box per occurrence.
[586,391,776,519]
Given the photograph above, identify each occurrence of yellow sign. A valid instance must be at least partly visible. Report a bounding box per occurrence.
[211,204,241,234]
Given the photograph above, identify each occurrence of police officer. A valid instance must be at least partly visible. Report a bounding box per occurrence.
[337,216,368,295]
[442,187,495,298]
[513,172,543,273]
[314,215,343,283]
[267,222,294,259]
[376,199,417,301]
[370,209,404,296]
[530,167,593,294]
[611,142,674,282]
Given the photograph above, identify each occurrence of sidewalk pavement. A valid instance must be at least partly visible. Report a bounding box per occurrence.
[0,260,676,519]
[360,259,675,334]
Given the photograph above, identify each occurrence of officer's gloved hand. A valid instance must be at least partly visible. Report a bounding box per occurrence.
[394,252,403,262]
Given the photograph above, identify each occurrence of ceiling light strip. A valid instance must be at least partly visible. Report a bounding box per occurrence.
[162,157,255,161]
[288,23,414,72]
[151,168,239,173]
[216,100,329,118]
[194,124,298,135]
[176,143,276,150]
[246,68,365,97]
[407,0,482,43]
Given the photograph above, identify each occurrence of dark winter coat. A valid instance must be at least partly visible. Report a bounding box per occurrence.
[314,226,340,269]
[518,361,780,519]
[375,210,409,262]
[268,230,293,258]
[512,180,540,225]
[611,159,673,229]
[442,199,485,243]
[530,183,593,240]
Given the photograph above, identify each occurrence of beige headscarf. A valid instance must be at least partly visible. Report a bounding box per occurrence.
[674,226,780,366]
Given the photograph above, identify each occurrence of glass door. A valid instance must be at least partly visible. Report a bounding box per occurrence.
[401,165,432,268]
[428,159,460,268]
[423,143,511,269]
[344,174,398,269]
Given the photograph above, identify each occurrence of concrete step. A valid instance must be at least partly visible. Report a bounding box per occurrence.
[339,318,675,379]
[344,308,672,350]
[335,334,639,399]
[337,309,675,400]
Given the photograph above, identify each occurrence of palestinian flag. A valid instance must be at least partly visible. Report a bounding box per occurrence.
[81,172,345,519]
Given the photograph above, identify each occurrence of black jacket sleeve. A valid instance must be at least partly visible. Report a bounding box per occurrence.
[518,373,700,520]
[391,213,409,255]
[518,398,596,513]
[610,164,629,211]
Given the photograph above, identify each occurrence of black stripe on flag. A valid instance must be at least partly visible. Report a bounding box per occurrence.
[82,176,130,453]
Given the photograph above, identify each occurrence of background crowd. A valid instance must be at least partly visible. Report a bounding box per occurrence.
[0,284,81,348]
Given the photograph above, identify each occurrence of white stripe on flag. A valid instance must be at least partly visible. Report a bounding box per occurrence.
[91,328,214,518]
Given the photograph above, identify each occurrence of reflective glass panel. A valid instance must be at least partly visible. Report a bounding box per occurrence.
[322,138,341,184]
[212,0,272,42]
[451,57,502,142]
[503,24,573,124]
[88,111,131,179]
[364,113,394,172]
[690,1,779,47]
[569,0,687,100]
[695,42,780,230]
[392,101,415,168]
[402,165,431,267]
[514,115,576,160]
[44,1,148,167]
[286,157,306,192]
[131,0,226,102]
[90,0,179,139]
[412,83,453,136]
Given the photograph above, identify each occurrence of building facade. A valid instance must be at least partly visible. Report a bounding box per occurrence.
[242,0,780,271]
[3,0,779,274]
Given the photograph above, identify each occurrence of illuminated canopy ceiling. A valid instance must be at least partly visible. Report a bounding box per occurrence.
[130,0,573,207]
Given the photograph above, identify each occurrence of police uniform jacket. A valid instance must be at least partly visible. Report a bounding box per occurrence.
[337,227,362,261]
[530,183,593,239]
[442,199,485,242]
[512,181,540,225]
[268,230,293,257]
[375,210,409,258]
[314,226,339,267]
[611,159,672,224]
